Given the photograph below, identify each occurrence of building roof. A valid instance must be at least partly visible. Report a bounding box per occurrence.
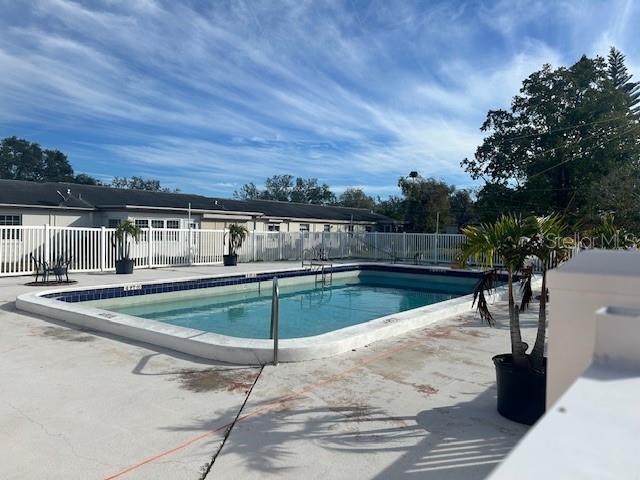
[0,179,395,223]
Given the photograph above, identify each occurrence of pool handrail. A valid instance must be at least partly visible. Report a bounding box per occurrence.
[270,276,279,365]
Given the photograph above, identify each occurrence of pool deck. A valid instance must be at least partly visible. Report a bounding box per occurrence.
[0,262,536,479]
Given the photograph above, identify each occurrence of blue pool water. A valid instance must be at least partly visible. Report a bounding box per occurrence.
[106,272,477,339]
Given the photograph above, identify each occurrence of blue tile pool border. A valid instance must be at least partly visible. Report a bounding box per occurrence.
[44,265,502,303]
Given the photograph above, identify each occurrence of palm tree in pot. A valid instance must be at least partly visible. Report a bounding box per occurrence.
[112,220,142,274]
[461,214,540,424]
[223,224,248,266]
[462,214,572,424]
[527,214,570,373]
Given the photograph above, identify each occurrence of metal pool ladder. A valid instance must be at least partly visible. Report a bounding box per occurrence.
[270,276,279,366]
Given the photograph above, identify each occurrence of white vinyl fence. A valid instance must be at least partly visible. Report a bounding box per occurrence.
[0,225,502,277]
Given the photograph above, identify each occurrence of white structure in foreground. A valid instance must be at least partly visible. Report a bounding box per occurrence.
[490,250,640,479]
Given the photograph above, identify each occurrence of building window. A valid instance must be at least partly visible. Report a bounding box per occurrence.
[0,215,22,226]
[323,224,331,232]
[108,219,121,228]
[365,225,373,232]
[347,225,354,233]
[267,224,280,232]
[133,219,149,241]
[0,215,22,240]
[165,220,179,240]
[299,224,310,233]
[150,220,164,240]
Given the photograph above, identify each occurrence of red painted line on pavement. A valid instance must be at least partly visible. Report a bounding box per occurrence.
[103,335,425,480]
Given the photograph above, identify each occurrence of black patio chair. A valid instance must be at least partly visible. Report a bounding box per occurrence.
[30,254,51,283]
[52,256,72,283]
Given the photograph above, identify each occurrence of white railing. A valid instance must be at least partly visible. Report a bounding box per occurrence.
[0,225,515,277]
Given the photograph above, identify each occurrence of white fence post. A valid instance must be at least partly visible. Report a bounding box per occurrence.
[252,231,257,262]
[0,225,487,277]
[188,226,192,265]
[403,232,407,260]
[100,226,106,271]
[374,232,378,259]
[44,223,50,265]
[147,227,153,269]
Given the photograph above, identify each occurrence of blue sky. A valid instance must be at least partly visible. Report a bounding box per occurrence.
[0,0,638,198]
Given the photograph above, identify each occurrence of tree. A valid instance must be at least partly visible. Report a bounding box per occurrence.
[398,176,453,232]
[41,149,74,182]
[592,161,640,233]
[608,47,640,113]
[234,175,336,204]
[290,177,336,204]
[374,195,404,221]
[526,214,570,371]
[450,189,478,228]
[263,174,294,201]
[461,214,537,368]
[1,137,44,181]
[110,176,175,192]
[0,136,101,185]
[338,188,376,210]
[73,173,102,185]
[111,220,141,261]
[474,183,524,223]
[234,182,261,200]
[463,53,640,228]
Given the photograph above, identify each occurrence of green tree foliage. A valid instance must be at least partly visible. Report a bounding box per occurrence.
[0,137,177,191]
[263,174,294,201]
[461,214,538,368]
[234,182,261,200]
[72,173,101,185]
[373,195,404,221]
[290,177,336,204]
[110,176,176,192]
[592,162,640,233]
[608,47,640,113]
[463,52,640,228]
[398,176,453,232]
[337,188,376,210]
[0,136,96,183]
[449,189,477,228]
[234,174,335,204]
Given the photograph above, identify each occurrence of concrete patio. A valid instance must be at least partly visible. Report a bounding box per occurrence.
[0,263,534,479]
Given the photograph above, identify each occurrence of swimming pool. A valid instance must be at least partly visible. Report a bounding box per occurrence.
[104,272,477,339]
[17,264,505,363]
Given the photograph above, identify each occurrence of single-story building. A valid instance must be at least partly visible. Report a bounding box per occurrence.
[0,179,399,233]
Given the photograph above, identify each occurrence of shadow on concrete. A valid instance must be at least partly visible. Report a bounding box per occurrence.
[161,385,526,479]
[371,388,523,479]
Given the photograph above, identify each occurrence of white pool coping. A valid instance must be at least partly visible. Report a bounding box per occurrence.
[16,263,511,364]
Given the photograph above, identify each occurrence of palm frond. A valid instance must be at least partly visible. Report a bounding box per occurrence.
[519,266,533,312]
[471,269,497,326]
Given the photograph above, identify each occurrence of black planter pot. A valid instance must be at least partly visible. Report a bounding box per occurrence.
[493,353,546,425]
[115,258,135,274]
[223,254,238,267]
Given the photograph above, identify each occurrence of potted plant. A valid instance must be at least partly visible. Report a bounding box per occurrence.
[527,214,570,373]
[223,224,248,266]
[461,214,570,425]
[112,220,141,274]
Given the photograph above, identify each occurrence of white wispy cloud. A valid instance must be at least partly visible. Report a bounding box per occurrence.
[0,0,638,198]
